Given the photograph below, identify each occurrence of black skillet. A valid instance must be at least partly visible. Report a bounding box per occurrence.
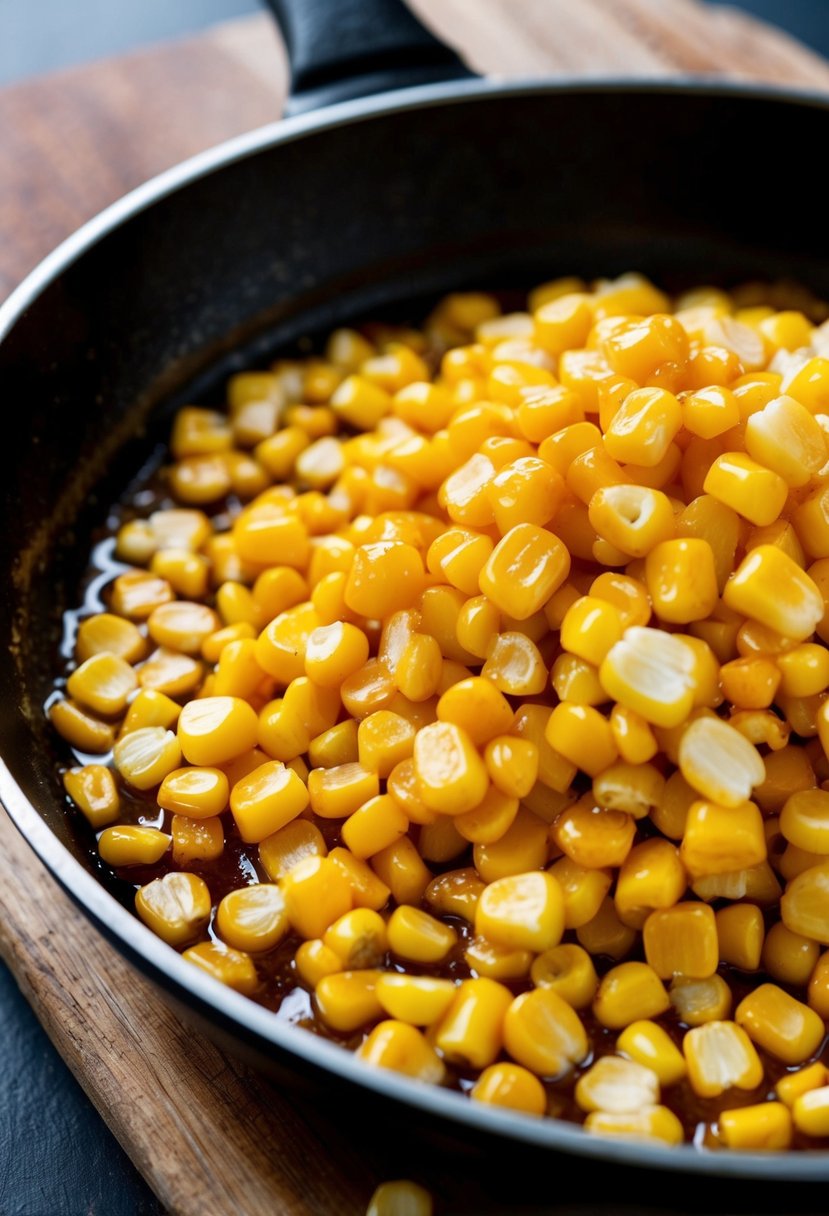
[1,0,829,1185]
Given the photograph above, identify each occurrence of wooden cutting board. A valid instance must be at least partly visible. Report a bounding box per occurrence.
[2,4,829,1213]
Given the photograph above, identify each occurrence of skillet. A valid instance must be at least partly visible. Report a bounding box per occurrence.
[2,0,829,1182]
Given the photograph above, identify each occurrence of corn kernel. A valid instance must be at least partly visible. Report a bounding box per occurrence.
[614,839,686,929]
[135,871,211,947]
[503,987,588,1078]
[215,883,287,952]
[63,765,119,828]
[315,970,382,1033]
[793,1086,829,1137]
[425,868,485,921]
[715,903,764,971]
[724,545,824,640]
[548,857,611,930]
[481,632,548,696]
[551,800,634,869]
[617,1020,686,1086]
[593,962,669,1030]
[684,1020,763,1098]
[736,983,824,1064]
[412,720,488,815]
[600,627,696,728]
[545,705,618,778]
[230,760,309,843]
[681,799,766,879]
[744,395,826,487]
[719,1102,793,1151]
[530,944,598,1010]
[478,523,570,620]
[281,855,353,940]
[576,1054,660,1114]
[781,861,829,943]
[808,952,829,1018]
[183,941,258,995]
[473,871,564,954]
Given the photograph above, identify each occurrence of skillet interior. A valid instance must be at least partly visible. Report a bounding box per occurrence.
[3,80,829,1181]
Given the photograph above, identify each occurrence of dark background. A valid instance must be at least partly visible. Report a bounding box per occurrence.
[1,1,828,1213]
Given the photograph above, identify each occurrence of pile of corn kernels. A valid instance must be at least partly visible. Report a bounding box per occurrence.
[50,274,829,1151]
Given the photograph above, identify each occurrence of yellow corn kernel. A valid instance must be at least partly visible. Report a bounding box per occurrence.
[424,868,485,921]
[603,386,683,468]
[98,825,170,868]
[254,426,308,481]
[609,704,658,766]
[110,571,174,619]
[548,857,611,930]
[566,445,630,507]
[365,1181,433,1216]
[617,1021,686,1086]
[678,716,765,809]
[431,978,511,1070]
[702,452,786,527]
[67,652,138,718]
[137,648,204,699]
[793,1086,829,1137]
[649,770,694,841]
[509,704,575,793]
[392,634,442,704]
[320,908,386,970]
[171,813,223,865]
[412,720,488,815]
[682,384,740,438]
[715,903,764,971]
[681,799,766,879]
[353,712,414,780]
[756,747,817,815]
[684,1020,763,1098]
[341,794,408,860]
[781,861,829,943]
[587,484,674,560]
[214,884,287,954]
[761,921,819,987]
[718,1102,792,1151]
[229,760,309,843]
[50,697,116,755]
[182,941,258,996]
[385,758,435,826]
[454,597,499,664]
[644,538,718,626]
[777,645,829,700]
[549,654,604,706]
[503,987,588,1078]
[469,810,544,883]
[357,1019,446,1086]
[177,696,258,767]
[593,962,669,1030]
[486,456,565,536]
[551,800,634,869]
[469,1062,546,1117]
[576,895,636,960]
[776,1062,828,1108]
[323,847,388,913]
[373,975,454,1029]
[731,707,792,751]
[473,871,564,954]
[719,656,780,710]
[281,855,352,940]
[308,720,358,769]
[736,983,824,1065]
[576,1055,660,1115]
[558,596,622,667]
[725,545,824,642]
[481,632,548,696]
[344,541,424,617]
[147,601,220,657]
[745,395,826,487]
[112,725,181,790]
[614,839,686,930]
[592,762,665,821]
[780,789,829,857]
[463,935,532,981]
[479,735,536,800]
[809,952,829,1018]
[314,969,382,1033]
[387,906,456,965]
[62,765,119,828]
[530,944,597,1010]
[585,1105,684,1144]
[532,290,592,352]
[256,698,308,762]
[157,767,228,819]
[478,523,570,620]
[135,871,211,946]
[434,680,512,752]
[75,612,146,665]
[544,705,618,779]
[360,838,424,908]
[455,785,519,846]
[302,621,368,689]
[642,903,718,981]
[255,603,321,685]
[600,627,696,729]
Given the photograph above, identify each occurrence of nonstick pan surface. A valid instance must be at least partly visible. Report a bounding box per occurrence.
[2,0,829,1181]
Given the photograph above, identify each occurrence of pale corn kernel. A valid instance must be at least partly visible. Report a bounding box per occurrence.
[215,883,288,952]
[744,395,826,487]
[584,1105,683,1145]
[793,1087,829,1137]
[503,987,588,1078]
[678,716,764,808]
[617,1021,687,1086]
[433,978,513,1070]
[670,975,732,1025]
[413,720,489,815]
[600,627,696,729]
[135,871,211,947]
[736,983,825,1065]
[481,632,548,697]
[63,765,119,828]
[684,1020,764,1098]
[113,726,181,790]
[575,1055,660,1114]
[158,767,228,818]
[776,1062,828,1108]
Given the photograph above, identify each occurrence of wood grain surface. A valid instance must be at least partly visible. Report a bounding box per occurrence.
[1,3,829,1214]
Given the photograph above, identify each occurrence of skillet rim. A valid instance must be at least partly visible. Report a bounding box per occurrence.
[3,74,829,1178]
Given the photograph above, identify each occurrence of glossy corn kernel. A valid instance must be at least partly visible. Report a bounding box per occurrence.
[793,1087,829,1137]
[584,1105,683,1145]
[481,631,548,696]
[304,621,369,689]
[551,800,634,869]
[482,735,538,800]
[183,941,258,995]
[66,651,138,717]
[603,384,683,468]
[781,861,829,943]
[426,978,510,1074]
[176,696,258,767]
[776,1062,828,1108]
[642,538,718,626]
[600,627,696,728]
[715,903,764,971]
[374,974,456,1028]
[315,969,382,1033]
[547,857,611,930]
[308,720,359,769]
[50,698,116,755]
[530,944,598,1010]
[736,983,824,1064]
[412,720,488,815]
[281,855,353,940]
[544,705,618,779]
[98,825,170,868]
[576,1054,661,1115]
[577,896,637,961]
[678,716,764,809]
[76,612,146,664]
[744,395,826,487]
[110,570,174,619]
[387,905,457,964]
[112,725,182,790]
[63,765,119,828]
[670,974,731,1025]
[357,1020,446,1086]
[135,871,211,947]
[477,522,570,620]
[365,1181,433,1216]
[156,767,228,819]
[318,908,386,970]
[702,452,786,527]
[307,762,379,821]
[593,962,669,1030]
[294,939,342,988]
[473,871,565,954]
[613,839,686,930]
[587,484,674,559]
[808,952,829,1018]
[761,921,820,987]
[684,1020,763,1098]
[212,884,286,954]
[724,545,824,640]
[616,1020,686,1087]
[503,987,588,1078]
[424,868,485,921]
[435,677,514,748]
[780,788,829,855]
[341,794,408,860]
[229,760,309,843]
[719,1102,793,1151]
[681,799,766,880]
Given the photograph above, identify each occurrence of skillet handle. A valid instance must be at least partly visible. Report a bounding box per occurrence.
[265,0,477,114]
